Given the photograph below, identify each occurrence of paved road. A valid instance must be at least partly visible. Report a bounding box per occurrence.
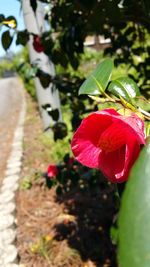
[0,77,24,184]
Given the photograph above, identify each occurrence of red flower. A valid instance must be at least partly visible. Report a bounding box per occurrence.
[47,164,58,178]
[71,109,145,183]
[33,35,44,53]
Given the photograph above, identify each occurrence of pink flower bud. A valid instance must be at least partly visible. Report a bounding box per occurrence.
[33,35,44,53]
[47,164,58,178]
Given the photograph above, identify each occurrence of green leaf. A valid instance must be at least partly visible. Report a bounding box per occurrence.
[56,186,63,195]
[79,58,114,95]
[108,77,141,103]
[36,69,52,88]
[46,177,54,189]
[42,105,60,121]
[0,14,5,23]
[1,30,13,51]
[52,122,67,141]
[42,104,51,110]
[48,109,60,121]
[3,16,17,29]
[118,140,150,267]
[30,0,37,13]
[24,67,36,80]
[16,30,29,46]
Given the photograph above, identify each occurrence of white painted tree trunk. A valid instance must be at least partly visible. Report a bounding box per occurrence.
[22,0,62,130]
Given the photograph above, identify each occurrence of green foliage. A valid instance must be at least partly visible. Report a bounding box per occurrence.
[0,14,4,23]
[0,59,15,77]
[36,69,51,88]
[118,140,150,267]
[2,30,13,51]
[13,48,36,99]
[1,0,150,86]
[49,0,150,79]
[110,226,118,245]
[42,104,60,121]
[30,0,37,13]
[39,132,71,162]
[105,22,150,96]
[108,77,141,104]
[1,0,149,137]
[56,48,103,78]
[20,177,32,190]
[16,30,29,46]
[52,122,68,141]
[45,153,106,195]
[79,58,114,95]
[77,58,147,121]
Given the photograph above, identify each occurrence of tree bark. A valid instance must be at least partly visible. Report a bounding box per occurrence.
[22,0,62,130]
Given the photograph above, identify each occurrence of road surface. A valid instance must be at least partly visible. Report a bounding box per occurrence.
[0,77,24,184]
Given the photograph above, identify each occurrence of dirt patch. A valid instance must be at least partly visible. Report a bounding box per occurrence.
[16,93,118,267]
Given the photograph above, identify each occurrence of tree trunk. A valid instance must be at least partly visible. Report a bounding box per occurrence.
[22,0,62,130]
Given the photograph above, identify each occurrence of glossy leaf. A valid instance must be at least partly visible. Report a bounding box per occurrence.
[46,176,54,189]
[16,30,29,46]
[36,69,52,88]
[79,58,114,95]
[42,104,51,110]
[52,122,68,141]
[48,109,60,121]
[3,16,17,29]
[118,140,150,267]
[0,14,5,23]
[42,105,60,121]
[2,30,13,51]
[108,77,141,103]
[30,0,37,12]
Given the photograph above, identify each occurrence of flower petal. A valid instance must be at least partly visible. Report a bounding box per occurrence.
[98,145,126,183]
[98,122,126,152]
[119,114,145,144]
[122,140,140,180]
[98,140,140,183]
[71,108,145,183]
[71,111,113,168]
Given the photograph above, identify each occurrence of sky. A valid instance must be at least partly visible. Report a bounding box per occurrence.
[0,0,25,57]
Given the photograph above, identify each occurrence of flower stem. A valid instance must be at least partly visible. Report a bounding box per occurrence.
[138,107,150,120]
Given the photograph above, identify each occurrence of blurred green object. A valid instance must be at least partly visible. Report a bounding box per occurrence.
[118,140,150,267]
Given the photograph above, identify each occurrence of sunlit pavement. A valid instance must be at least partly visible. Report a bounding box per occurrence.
[0,78,23,184]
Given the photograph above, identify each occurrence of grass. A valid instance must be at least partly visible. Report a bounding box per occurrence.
[20,91,72,190]
[30,235,82,267]
[17,81,118,267]
[39,132,71,162]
